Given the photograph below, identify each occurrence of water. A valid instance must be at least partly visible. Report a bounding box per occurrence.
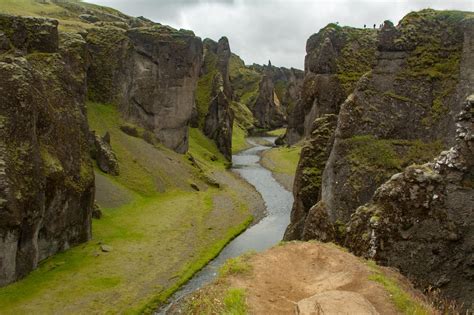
[157,137,293,313]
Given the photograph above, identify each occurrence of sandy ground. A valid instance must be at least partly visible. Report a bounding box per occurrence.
[229,242,401,314]
[173,242,435,314]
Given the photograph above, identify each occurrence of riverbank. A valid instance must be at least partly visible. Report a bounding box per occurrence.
[260,144,302,191]
[0,103,266,314]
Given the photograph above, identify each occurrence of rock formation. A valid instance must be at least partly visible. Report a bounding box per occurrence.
[285,24,377,144]
[87,23,203,153]
[285,9,473,308]
[228,54,303,133]
[0,15,94,286]
[194,37,234,160]
[91,132,119,176]
[346,95,474,309]
[251,62,303,129]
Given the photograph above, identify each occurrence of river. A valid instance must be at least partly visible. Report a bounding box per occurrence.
[157,137,293,313]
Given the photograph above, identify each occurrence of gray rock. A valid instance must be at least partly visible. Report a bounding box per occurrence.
[0,15,94,286]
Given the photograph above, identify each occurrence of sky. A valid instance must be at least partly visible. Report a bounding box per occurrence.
[87,0,474,69]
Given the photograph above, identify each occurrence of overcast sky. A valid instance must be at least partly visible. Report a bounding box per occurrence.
[87,0,473,69]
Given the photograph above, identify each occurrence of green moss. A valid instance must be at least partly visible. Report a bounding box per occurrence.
[231,101,256,132]
[229,53,261,110]
[383,91,412,103]
[346,136,444,188]
[336,28,377,94]
[368,265,430,315]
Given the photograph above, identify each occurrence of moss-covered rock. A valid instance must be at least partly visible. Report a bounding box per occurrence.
[345,96,474,310]
[285,24,377,144]
[0,15,94,286]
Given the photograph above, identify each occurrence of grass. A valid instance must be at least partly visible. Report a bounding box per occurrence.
[223,288,247,315]
[0,101,255,314]
[219,255,253,277]
[0,0,99,31]
[367,261,431,315]
[266,128,286,137]
[232,123,252,154]
[261,145,302,175]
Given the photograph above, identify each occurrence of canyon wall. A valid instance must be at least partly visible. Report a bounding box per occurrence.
[0,15,94,286]
[286,9,473,307]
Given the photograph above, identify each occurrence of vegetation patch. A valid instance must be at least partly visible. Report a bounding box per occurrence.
[367,261,430,315]
[261,145,302,175]
[232,123,252,154]
[0,101,255,314]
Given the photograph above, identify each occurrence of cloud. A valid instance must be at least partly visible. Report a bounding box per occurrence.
[88,0,474,69]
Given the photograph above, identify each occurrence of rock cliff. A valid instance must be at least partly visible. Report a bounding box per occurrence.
[285,24,377,144]
[86,23,202,153]
[194,37,234,160]
[346,95,474,309]
[0,14,94,286]
[251,63,303,129]
[286,9,474,307]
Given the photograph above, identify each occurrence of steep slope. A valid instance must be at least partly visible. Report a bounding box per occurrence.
[0,14,94,286]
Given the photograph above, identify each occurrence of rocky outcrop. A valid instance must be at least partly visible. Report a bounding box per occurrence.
[285,24,377,144]
[284,114,338,240]
[91,132,119,176]
[345,95,474,309]
[286,10,473,243]
[251,63,303,129]
[0,15,94,286]
[86,24,203,153]
[195,37,234,160]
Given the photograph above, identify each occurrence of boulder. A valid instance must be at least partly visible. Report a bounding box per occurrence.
[92,132,119,176]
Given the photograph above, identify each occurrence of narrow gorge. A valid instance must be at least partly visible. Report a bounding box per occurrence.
[0,1,472,314]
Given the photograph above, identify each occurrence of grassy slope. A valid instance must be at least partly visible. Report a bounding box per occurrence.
[261,145,302,175]
[0,0,104,31]
[0,102,254,314]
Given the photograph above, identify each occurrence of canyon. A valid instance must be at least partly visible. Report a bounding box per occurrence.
[0,0,472,313]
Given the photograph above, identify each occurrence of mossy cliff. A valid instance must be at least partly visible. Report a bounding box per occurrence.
[0,14,94,286]
[229,54,303,134]
[286,9,474,308]
[346,96,474,310]
[193,37,234,160]
[86,22,203,154]
[285,23,377,144]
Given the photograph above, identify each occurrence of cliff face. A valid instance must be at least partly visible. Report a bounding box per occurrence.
[0,15,94,286]
[87,23,203,153]
[285,24,377,144]
[286,9,474,307]
[250,63,303,130]
[346,95,474,309]
[195,37,234,160]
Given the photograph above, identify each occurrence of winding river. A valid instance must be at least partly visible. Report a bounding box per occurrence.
[158,137,293,313]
